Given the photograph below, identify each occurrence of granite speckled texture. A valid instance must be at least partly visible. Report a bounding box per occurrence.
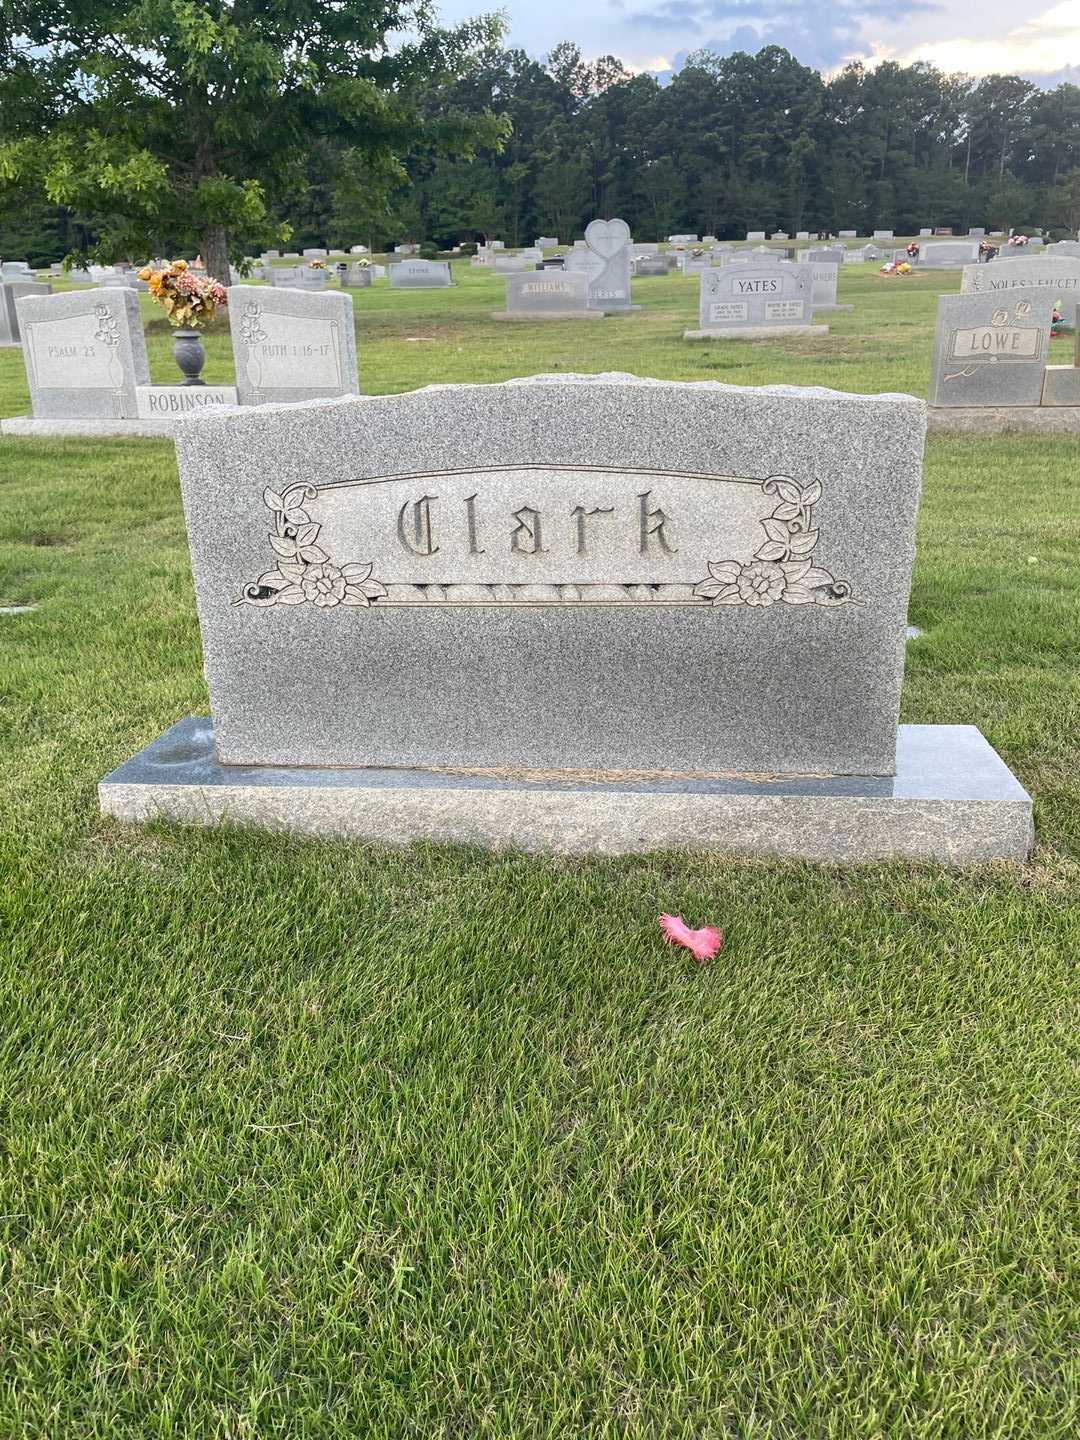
[1040,365,1080,407]
[227,285,358,406]
[99,718,1034,863]
[174,375,926,776]
[929,292,1055,408]
[18,287,149,418]
[961,255,1080,326]
[926,405,1080,433]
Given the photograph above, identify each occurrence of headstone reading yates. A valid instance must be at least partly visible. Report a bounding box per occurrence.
[928,293,1054,408]
[228,285,358,406]
[100,375,1033,861]
[686,265,827,340]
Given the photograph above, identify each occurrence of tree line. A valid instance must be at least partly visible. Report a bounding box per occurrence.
[2,1,1079,268]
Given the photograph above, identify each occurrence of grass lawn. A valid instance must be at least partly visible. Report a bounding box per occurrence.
[1,261,1078,1438]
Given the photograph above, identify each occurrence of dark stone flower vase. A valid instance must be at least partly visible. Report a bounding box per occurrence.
[172,328,206,386]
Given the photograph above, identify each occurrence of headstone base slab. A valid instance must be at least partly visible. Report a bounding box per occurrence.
[684,325,829,341]
[99,717,1033,864]
[1040,366,1080,407]
[490,310,605,322]
[813,304,855,313]
[926,406,1080,434]
[0,415,217,438]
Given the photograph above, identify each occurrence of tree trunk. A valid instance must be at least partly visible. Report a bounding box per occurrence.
[200,225,231,285]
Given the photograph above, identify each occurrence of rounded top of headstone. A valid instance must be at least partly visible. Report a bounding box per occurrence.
[584,219,631,259]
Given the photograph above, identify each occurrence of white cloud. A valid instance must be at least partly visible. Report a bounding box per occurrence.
[854,0,1080,75]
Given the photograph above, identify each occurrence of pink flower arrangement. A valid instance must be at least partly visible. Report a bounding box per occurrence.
[139,259,227,327]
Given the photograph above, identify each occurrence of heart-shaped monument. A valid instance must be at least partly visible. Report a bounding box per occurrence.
[585,218,631,261]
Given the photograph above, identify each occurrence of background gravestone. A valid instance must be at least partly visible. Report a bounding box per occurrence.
[0,280,51,344]
[18,287,149,417]
[580,218,636,313]
[687,265,825,339]
[496,270,595,320]
[918,240,981,267]
[389,259,453,288]
[804,263,851,313]
[960,254,1080,327]
[929,292,1054,408]
[228,285,358,406]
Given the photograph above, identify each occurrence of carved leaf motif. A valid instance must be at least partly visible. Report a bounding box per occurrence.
[803,567,838,588]
[707,561,740,582]
[692,475,855,610]
[772,480,803,505]
[256,571,293,591]
[238,482,385,610]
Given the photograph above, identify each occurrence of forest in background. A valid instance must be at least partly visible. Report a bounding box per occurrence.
[5,40,1080,263]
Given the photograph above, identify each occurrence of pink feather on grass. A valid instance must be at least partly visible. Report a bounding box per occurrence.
[659,913,723,963]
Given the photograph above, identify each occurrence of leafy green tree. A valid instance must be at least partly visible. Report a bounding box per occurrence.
[0,0,506,278]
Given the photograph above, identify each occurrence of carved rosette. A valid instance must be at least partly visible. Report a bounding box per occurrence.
[235,484,387,609]
[692,476,855,608]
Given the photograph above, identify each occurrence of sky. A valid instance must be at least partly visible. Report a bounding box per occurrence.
[439,0,1080,84]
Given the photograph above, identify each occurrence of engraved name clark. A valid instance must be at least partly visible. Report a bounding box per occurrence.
[237,476,856,612]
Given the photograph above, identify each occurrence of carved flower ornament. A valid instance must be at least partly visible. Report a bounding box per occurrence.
[692,477,855,608]
[235,485,387,609]
[237,474,854,610]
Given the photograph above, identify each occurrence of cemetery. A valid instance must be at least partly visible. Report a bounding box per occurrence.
[1,11,1078,1438]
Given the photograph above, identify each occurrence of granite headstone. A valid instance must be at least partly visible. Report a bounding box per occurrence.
[228,285,358,406]
[18,287,149,417]
[960,254,1080,327]
[929,293,1054,408]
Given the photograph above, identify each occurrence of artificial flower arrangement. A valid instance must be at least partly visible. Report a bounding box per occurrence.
[353,257,371,268]
[1052,305,1064,338]
[138,259,227,327]
[308,258,326,270]
[879,260,912,276]
[1007,234,1030,248]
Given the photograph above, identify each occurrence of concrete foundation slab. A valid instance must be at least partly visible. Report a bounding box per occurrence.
[490,310,605,321]
[926,406,1080,434]
[100,717,1033,863]
[684,325,829,341]
[1,417,183,438]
